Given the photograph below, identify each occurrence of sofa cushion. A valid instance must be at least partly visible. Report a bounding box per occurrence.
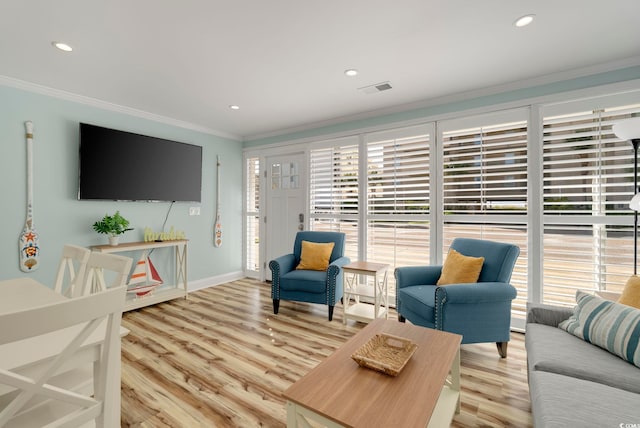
[528,371,640,428]
[437,248,484,285]
[559,290,640,368]
[397,285,436,324]
[619,274,640,309]
[526,323,640,394]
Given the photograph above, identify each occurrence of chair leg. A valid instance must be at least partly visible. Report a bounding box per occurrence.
[398,314,406,323]
[273,299,279,314]
[496,342,508,358]
[328,305,334,321]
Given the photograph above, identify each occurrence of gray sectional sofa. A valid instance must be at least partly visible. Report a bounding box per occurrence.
[525,302,640,427]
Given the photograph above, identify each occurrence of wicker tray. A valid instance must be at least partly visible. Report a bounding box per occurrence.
[351,333,418,376]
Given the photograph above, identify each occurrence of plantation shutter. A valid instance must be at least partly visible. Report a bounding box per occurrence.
[365,124,432,292]
[245,157,260,274]
[441,117,528,216]
[541,97,640,306]
[439,109,528,319]
[309,136,359,259]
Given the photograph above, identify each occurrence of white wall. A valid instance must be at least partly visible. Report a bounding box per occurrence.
[0,85,243,287]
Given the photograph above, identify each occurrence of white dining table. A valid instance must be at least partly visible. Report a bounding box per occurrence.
[0,277,128,426]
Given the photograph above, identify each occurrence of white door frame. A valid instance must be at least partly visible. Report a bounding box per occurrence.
[261,150,308,281]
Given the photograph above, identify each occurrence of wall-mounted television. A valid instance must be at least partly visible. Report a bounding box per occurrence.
[78,123,202,202]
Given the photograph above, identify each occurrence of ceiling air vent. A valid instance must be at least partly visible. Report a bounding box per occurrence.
[358,81,393,94]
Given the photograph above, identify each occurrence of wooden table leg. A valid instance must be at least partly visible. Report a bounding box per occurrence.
[452,346,461,413]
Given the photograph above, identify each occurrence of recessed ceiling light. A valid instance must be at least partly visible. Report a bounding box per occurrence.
[229,105,240,110]
[52,41,73,52]
[344,69,358,77]
[514,14,535,28]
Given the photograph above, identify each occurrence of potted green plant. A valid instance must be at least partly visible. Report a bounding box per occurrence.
[92,211,133,246]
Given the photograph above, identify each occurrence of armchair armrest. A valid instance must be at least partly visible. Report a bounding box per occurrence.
[327,256,351,281]
[526,302,573,327]
[436,282,517,304]
[326,256,350,304]
[394,265,442,288]
[269,254,297,277]
[328,256,351,270]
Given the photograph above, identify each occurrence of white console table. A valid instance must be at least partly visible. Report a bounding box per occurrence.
[92,240,188,311]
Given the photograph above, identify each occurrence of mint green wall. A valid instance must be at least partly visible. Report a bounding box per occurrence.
[244,65,640,147]
[0,85,243,285]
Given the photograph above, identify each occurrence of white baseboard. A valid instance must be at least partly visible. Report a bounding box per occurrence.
[188,271,245,293]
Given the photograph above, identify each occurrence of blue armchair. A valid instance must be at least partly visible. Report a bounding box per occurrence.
[395,238,520,357]
[269,231,351,321]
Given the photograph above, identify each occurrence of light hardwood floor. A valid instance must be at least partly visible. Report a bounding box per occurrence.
[121,278,532,427]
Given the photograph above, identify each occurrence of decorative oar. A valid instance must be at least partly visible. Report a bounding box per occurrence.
[19,121,40,272]
[214,155,222,247]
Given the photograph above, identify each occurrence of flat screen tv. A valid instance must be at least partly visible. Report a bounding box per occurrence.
[78,123,202,202]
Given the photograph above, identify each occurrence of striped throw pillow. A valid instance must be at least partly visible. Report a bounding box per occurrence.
[559,290,640,368]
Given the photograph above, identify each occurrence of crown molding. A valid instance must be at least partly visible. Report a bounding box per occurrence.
[0,75,242,141]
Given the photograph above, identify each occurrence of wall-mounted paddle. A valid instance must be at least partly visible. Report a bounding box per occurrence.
[214,155,222,247]
[19,120,40,272]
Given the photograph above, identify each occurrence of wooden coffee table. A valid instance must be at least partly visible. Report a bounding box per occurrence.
[283,319,462,428]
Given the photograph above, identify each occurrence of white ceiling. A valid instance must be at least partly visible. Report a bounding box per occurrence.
[1,1,639,141]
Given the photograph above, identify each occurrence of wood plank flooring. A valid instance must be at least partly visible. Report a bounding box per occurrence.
[120,278,532,427]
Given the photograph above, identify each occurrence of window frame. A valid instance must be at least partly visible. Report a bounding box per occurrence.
[243,80,640,331]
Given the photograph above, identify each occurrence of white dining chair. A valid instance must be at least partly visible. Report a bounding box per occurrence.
[81,252,133,296]
[70,252,133,403]
[53,244,92,298]
[0,285,127,427]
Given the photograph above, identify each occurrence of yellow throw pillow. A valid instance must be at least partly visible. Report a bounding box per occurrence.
[437,248,485,286]
[618,275,640,309]
[296,241,335,271]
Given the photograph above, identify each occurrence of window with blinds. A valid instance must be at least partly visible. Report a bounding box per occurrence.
[440,112,529,318]
[246,89,640,326]
[542,102,640,305]
[245,157,260,274]
[366,125,432,292]
[442,120,528,215]
[309,138,359,260]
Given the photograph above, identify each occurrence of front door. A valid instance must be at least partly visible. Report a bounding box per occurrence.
[265,154,306,280]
